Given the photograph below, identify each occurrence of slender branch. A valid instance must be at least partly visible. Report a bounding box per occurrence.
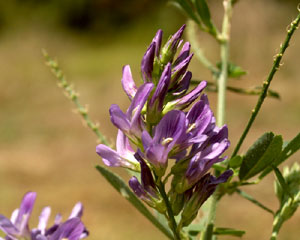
[157,180,181,240]
[216,0,232,127]
[236,189,274,215]
[231,11,300,158]
[191,80,280,99]
[186,21,219,75]
[43,50,110,146]
[202,1,233,239]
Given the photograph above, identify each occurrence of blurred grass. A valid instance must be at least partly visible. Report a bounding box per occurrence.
[0,0,300,239]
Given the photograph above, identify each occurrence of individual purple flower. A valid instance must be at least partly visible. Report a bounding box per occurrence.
[147,63,172,124]
[186,94,214,139]
[173,42,191,66]
[129,152,166,213]
[164,81,207,112]
[109,83,153,139]
[141,110,186,176]
[121,65,137,100]
[173,125,230,193]
[171,53,193,86]
[180,170,233,227]
[0,191,36,239]
[48,218,85,240]
[161,25,186,64]
[152,29,163,57]
[170,71,192,98]
[96,130,139,171]
[0,192,88,240]
[141,42,156,82]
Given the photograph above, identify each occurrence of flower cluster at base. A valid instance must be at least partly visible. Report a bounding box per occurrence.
[0,192,88,240]
[96,25,233,227]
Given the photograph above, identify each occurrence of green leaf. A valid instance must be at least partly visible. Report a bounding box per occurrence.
[213,227,245,237]
[171,0,200,24]
[239,132,283,181]
[229,155,243,169]
[95,165,173,239]
[259,133,300,179]
[216,62,247,78]
[193,0,216,35]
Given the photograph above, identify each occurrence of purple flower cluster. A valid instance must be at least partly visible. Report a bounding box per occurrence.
[0,192,88,240]
[96,25,232,221]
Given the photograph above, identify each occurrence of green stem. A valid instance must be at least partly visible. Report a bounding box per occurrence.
[216,0,232,127]
[43,50,110,146]
[157,180,181,240]
[203,1,233,239]
[231,11,300,158]
[236,189,274,215]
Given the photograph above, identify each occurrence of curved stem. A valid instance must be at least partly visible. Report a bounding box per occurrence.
[157,180,181,240]
[231,11,300,158]
[43,50,110,146]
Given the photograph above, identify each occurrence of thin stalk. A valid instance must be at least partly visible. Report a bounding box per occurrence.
[202,1,233,239]
[216,0,232,127]
[231,11,300,158]
[236,189,274,215]
[157,180,181,240]
[43,50,110,146]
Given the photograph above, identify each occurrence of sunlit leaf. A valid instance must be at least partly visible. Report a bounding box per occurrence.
[239,132,283,181]
[259,133,300,179]
[171,0,200,24]
[95,165,173,239]
[193,0,216,35]
[216,62,247,78]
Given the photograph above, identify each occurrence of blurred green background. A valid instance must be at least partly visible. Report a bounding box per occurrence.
[0,0,299,239]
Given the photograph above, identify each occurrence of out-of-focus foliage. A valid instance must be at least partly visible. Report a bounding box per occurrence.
[0,0,163,32]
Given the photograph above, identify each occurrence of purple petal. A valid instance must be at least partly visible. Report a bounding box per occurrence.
[174,42,191,66]
[38,207,51,234]
[141,131,153,151]
[201,139,230,161]
[129,177,147,199]
[145,143,168,169]
[134,151,157,196]
[49,218,84,240]
[116,130,135,161]
[171,54,193,84]
[127,83,154,136]
[172,71,192,97]
[187,99,213,136]
[68,203,83,219]
[96,144,135,169]
[153,110,186,149]
[15,192,36,235]
[141,42,156,81]
[0,215,19,236]
[148,63,171,111]
[175,81,207,109]
[153,29,163,57]
[165,25,186,51]
[211,170,233,185]
[109,104,130,133]
[121,65,137,100]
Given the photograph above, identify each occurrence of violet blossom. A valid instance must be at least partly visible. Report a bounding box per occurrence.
[0,192,88,240]
[96,25,233,219]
